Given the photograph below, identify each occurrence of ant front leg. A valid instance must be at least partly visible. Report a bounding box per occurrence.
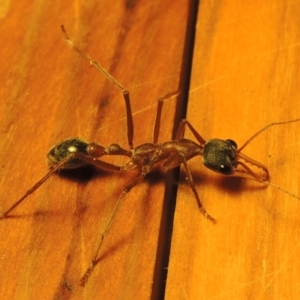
[176,119,207,145]
[180,156,216,223]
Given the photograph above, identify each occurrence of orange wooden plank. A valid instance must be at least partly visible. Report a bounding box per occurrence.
[167,1,300,299]
[0,0,189,299]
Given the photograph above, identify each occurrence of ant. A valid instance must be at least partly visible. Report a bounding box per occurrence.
[1,25,300,286]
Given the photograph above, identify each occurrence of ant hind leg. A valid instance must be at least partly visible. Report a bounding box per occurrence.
[80,168,149,286]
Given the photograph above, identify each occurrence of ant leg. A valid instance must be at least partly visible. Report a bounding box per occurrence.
[122,91,134,149]
[0,153,122,219]
[152,91,180,144]
[176,119,206,145]
[70,152,122,171]
[80,167,149,286]
[0,154,76,219]
[181,157,216,223]
[61,25,134,149]
[153,98,164,144]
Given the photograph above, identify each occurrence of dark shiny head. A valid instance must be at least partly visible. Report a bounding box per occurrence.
[202,139,237,175]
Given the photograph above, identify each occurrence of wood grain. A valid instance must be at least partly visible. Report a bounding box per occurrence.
[166,1,300,299]
[1,1,300,300]
[0,0,189,299]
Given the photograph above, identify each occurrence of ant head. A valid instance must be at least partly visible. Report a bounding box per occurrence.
[47,138,89,169]
[202,139,238,175]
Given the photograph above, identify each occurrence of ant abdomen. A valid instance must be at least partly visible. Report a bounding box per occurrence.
[47,138,89,169]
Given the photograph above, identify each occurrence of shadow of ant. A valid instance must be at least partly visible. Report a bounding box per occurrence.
[217,176,268,195]
[182,168,268,200]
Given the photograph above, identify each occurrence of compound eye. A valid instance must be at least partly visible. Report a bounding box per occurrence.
[226,139,237,149]
[218,164,233,174]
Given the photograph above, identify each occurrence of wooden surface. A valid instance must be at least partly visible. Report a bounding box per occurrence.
[166,1,300,299]
[0,1,187,299]
[1,1,300,300]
